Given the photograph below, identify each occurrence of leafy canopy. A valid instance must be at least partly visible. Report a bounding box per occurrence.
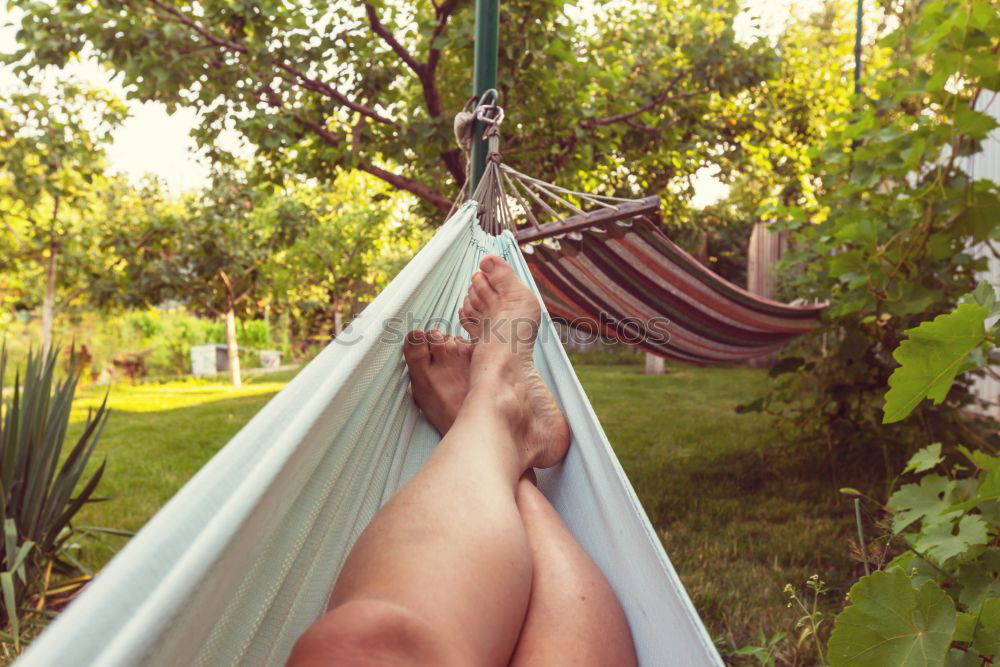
[757,0,1000,456]
[6,0,778,218]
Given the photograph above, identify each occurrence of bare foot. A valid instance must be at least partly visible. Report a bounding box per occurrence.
[403,329,473,435]
[458,255,570,470]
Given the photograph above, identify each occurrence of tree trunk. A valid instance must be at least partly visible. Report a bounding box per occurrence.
[334,308,344,337]
[644,352,665,375]
[41,197,61,356]
[224,304,242,388]
[41,241,57,356]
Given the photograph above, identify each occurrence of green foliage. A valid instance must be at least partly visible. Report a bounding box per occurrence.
[828,568,957,666]
[265,172,431,339]
[825,285,1000,666]
[729,630,788,666]
[883,302,990,423]
[203,319,272,351]
[6,0,781,220]
[829,443,1000,666]
[760,0,1000,457]
[785,575,830,662]
[0,76,127,349]
[0,344,109,648]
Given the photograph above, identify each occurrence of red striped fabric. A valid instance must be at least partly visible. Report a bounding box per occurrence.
[522,219,824,363]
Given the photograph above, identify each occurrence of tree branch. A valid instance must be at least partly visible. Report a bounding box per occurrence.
[579,70,705,129]
[289,111,452,212]
[441,148,466,188]
[423,0,462,115]
[146,0,247,53]
[358,161,453,212]
[272,62,396,126]
[145,0,394,126]
[364,3,424,77]
[362,0,464,185]
[140,1,453,209]
[1,215,33,252]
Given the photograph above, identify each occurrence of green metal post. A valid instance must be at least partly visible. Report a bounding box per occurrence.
[469,0,500,194]
[853,0,863,96]
[851,0,863,153]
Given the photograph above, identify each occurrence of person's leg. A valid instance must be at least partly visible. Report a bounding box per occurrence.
[288,258,569,666]
[508,477,637,667]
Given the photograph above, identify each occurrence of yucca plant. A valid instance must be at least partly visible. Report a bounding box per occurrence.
[0,344,108,650]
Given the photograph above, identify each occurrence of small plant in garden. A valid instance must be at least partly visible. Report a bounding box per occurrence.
[730,630,789,666]
[824,283,1000,666]
[730,576,829,665]
[786,575,829,663]
[0,344,110,655]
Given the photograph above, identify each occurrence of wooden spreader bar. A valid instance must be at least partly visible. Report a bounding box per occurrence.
[514,196,661,244]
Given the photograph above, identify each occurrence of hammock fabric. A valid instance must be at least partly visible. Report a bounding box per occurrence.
[21,202,722,666]
[522,217,825,363]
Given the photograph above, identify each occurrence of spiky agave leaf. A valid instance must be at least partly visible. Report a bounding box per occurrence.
[0,342,111,637]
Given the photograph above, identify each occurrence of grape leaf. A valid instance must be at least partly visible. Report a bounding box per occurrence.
[883,303,989,424]
[945,648,982,667]
[972,598,1000,659]
[889,475,959,533]
[827,569,956,666]
[914,515,989,564]
[905,443,945,475]
[967,281,1000,318]
[954,612,976,643]
[958,548,1000,614]
[955,105,999,140]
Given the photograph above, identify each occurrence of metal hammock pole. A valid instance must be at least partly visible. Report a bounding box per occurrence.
[851,0,863,152]
[470,0,500,194]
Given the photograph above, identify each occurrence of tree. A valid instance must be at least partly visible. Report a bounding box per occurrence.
[267,172,429,341]
[0,78,126,353]
[107,168,301,386]
[7,0,780,221]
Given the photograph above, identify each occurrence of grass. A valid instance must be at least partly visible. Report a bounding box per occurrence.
[67,370,299,567]
[64,361,862,664]
[575,363,862,663]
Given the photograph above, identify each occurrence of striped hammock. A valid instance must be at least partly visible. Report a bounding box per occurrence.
[473,159,823,364]
[523,217,825,363]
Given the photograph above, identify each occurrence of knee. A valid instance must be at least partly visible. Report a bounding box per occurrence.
[287,599,453,666]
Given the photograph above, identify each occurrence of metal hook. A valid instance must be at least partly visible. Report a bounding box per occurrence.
[473,89,503,126]
[477,88,499,106]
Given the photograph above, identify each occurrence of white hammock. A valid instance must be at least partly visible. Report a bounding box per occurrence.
[20,202,721,666]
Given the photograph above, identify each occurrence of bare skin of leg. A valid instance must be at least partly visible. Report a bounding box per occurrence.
[287,256,569,666]
[399,329,636,665]
[509,476,637,667]
[400,328,473,435]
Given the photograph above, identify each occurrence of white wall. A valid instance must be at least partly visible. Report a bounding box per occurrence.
[963,91,1000,417]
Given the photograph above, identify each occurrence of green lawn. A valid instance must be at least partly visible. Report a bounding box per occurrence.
[68,370,299,566]
[69,362,858,663]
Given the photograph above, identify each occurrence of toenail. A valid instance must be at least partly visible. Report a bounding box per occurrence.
[407,331,424,343]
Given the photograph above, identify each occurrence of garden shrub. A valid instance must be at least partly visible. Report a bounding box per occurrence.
[753,0,1000,467]
[824,284,1000,665]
